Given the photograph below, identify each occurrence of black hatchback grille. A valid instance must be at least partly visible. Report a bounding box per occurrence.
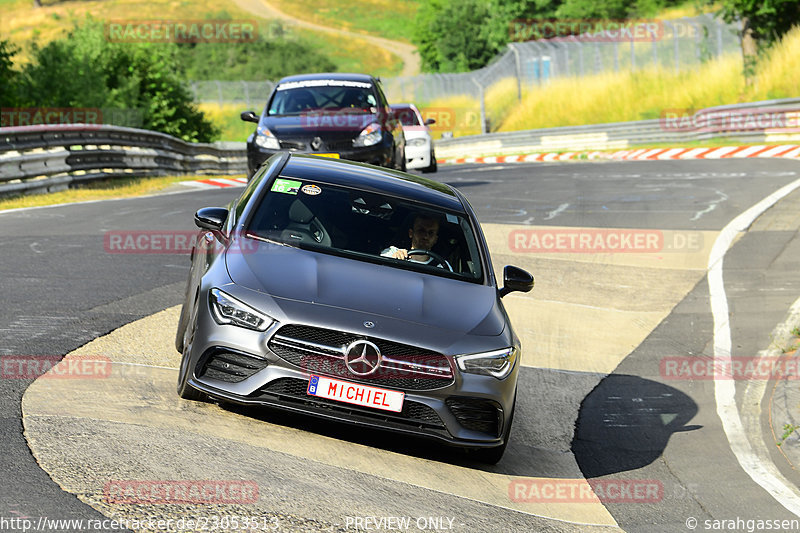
[324,139,355,151]
[267,324,454,391]
[446,397,502,437]
[258,377,444,429]
[198,350,268,383]
[279,140,306,151]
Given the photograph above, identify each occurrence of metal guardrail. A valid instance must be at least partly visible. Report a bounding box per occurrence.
[435,98,800,158]
[0,125,246,197]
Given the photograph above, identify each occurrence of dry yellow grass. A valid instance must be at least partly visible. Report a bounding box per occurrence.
[750,25,800,100]
[198,103,255,142]
[494,25,800,132]
[416,95,482,139]
[485,78,523,131]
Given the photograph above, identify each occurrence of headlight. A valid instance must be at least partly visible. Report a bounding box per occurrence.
[209,288,273,331]
[407,137,427,147]
[455,348,517,379]
[255,126,280,150]
[353,123,382,147]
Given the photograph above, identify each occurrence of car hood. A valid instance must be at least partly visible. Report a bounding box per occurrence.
[401,126,431,140]
[262,113,376,137]
[225,240,504,338]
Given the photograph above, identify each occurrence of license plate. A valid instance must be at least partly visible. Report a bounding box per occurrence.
[307,375,404,413]
[312,153,340,159]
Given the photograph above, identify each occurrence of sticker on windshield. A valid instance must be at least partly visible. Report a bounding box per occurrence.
[301,184,322,196]
[277,80,372,91]
[271,178,302,195]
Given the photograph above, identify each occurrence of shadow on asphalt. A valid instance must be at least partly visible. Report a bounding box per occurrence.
[571,374,701,478]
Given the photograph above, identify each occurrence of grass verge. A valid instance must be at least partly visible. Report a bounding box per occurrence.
[264,0,419,43]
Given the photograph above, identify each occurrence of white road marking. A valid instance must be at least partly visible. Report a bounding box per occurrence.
[691,189,729,221]
[709,176,800,516]
[544,203,570,220]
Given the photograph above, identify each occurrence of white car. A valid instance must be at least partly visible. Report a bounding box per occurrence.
[391,103,437,173]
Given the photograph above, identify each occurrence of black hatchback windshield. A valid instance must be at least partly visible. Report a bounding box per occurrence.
[268,80,378,115]
[245,177,484,282]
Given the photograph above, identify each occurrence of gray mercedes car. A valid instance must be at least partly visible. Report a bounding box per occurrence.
[175,153,533,463]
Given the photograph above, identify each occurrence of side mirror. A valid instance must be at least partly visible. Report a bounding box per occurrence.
[424,118,436,126]
[499,265,534,298]
[240,110,259,123]
[195,207,228,231]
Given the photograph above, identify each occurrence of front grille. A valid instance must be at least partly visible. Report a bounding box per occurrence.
[325,139,355,151]
[279,140,306,151]
[198,350,268,383]
[267,324,454,391]
[446,397,502,437]
[258,377,444,428]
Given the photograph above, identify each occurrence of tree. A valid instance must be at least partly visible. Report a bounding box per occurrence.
[413,0,517,72]
[0,40,21,108]
[19,17,218,142]
[716,0,800,83]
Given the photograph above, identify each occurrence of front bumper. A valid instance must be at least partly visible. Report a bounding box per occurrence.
[247,139,394,176]
[405,141,433,170]
[185,309,517,447]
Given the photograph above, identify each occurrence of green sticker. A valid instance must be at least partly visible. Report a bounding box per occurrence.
[271,178,302,195]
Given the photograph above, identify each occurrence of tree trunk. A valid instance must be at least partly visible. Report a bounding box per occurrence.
[33,0,42,6]
[741,17,758,87]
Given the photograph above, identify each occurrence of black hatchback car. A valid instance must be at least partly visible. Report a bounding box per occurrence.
[175,153,534,463]
[241,73,406,177]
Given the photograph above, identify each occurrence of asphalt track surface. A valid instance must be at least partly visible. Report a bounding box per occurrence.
[3,159,800,532]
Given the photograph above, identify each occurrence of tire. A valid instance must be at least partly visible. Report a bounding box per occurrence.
[470,392,515,464]
[176,298,207,402]
[421,150,437,173]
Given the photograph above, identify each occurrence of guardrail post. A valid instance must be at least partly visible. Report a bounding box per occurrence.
[509,43,522,102]
[471,78,487,134]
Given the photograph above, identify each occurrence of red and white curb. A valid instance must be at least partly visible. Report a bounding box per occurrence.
[438,144,800,165]
[180,177,248,189]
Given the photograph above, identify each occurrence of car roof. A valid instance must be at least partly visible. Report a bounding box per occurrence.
[278,154,464,212]
[276,72,377,84]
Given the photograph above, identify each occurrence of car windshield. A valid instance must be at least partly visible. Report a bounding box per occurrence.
[268,80,378,115]
[244,178,484,282]
[394,107,420,126]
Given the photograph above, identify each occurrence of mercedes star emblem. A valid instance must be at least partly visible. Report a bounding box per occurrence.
[344,340,382,376]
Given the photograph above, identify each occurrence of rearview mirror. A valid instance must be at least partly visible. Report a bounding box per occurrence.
[424,118,436,126]
[195,207,228,231]
[240,110,259,123]
[499,265,534,297]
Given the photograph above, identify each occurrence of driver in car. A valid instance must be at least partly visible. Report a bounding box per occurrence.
[381,214,451,269]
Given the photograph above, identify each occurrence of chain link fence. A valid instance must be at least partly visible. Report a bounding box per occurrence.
[189,14,742,133]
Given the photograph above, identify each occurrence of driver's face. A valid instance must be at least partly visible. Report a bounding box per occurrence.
[409,218,439,250]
